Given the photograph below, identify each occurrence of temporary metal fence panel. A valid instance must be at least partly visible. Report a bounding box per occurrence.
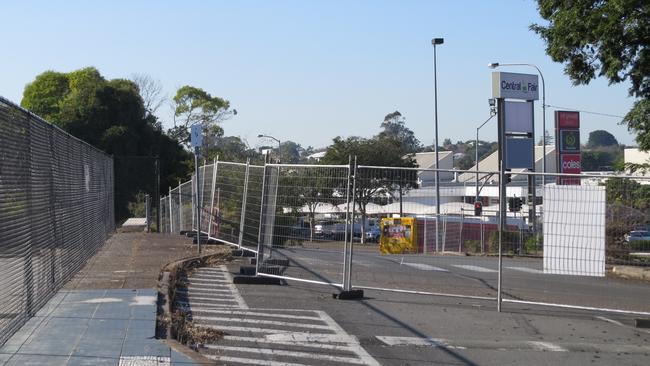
[204,162,248,247]
[256,164,351,286]
[240,165,265,252]
[501,172,650,315]
[160,197,170,234]
[0,97,114,346]
[349,166,503,301]
[170,187,181,233]
[180,181,193,233]
[161,156,650,315]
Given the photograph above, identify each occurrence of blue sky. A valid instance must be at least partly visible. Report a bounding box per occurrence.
[0,0,637,149]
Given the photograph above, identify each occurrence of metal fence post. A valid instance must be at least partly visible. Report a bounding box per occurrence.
[344,156,357,292]
[238,159,251,249]
[145,194,151,232]
[255,164,268,273]
[178,180,183,232]
[342,156,352,291]
[208,157,218,238]
[169,186,173,234]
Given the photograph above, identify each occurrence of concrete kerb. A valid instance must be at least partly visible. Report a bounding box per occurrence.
[156,248,233,363]
[611,265,650,281]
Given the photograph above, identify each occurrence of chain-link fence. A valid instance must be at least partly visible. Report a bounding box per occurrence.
[0,97,114,346]
[161,157,650,315]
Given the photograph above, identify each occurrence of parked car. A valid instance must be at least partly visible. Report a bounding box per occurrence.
[314,220,335,237]
[365,226,381,243]
[624,230,650,242]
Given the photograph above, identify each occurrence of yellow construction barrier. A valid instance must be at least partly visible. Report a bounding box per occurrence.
[380,217,418,254]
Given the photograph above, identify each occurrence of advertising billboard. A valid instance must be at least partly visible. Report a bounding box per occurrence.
[492,72,539,100]
[555,111,581,185]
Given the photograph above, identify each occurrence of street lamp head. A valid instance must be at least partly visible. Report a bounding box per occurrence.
[487,62,500,69]
[431,38,444,45]
[257,134,264,138]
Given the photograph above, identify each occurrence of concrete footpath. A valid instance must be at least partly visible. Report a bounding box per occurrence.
[0,231,213,366]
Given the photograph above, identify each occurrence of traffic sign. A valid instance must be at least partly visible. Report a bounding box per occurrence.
[190,124,203,148]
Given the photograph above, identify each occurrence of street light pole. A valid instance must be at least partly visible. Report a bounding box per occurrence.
[432,37,444,252]
[475,112,496,202]
[488,63,547,178]
[258,134,281,163]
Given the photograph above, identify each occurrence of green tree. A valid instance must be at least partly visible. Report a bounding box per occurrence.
[581,150,619,171]
[537,129,553,146]
[170,85,236,148]
[21,67,190,221]
[531,1,650,150]
[586,130,619,148]
[204,136,262,164]
[322,135,417,242]
[278,140,302,164]
[378,111,422,154]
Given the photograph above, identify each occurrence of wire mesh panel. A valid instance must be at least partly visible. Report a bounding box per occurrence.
[257,164,351,286]
[350,166,506,300]
[0,97,114,346]
[206,162,247,246]
[180,181,193,232]
[501,172,650,314]
[160,197,169,234]
[170,187,181,233]
[240,165,264,252]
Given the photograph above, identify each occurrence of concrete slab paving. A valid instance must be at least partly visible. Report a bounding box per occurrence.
[0,288,182,366]
[0,232,226,366]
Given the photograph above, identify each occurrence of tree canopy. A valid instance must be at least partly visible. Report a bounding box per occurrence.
[170,85,236,148]
[586,130,619,148]
[531,1,650,150]
[322,135,417,242]
[377,111,422,154]
[21,67,190,221]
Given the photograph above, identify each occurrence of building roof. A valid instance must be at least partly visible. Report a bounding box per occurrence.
[457,145,556,182]
[412,151,453,169]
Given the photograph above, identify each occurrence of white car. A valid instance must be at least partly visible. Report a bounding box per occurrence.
[624,230,650,242]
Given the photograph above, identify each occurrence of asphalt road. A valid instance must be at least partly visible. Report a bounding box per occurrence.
[258,244,650,314]
[228,256,650,366]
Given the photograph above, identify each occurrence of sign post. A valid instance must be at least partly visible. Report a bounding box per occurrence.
[191,124,203,254]
[555,111,581,185]
[491,71,539,312]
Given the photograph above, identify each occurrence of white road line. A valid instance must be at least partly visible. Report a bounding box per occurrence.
[186,277,227,283]
[452,265,497,273]
[266,333,358,344]
[595,316,624,327]
[506,266,543,274]
[402,263,449,272]
[200,325,334,334]
[187,278,230,284]
[375,336,465,349]
[203,345,366,364]
[175,301,238,308]
[204,356,310,366]
[220,335,355,351]
[185,296,238,302]
[175,288,232,294]
[316,311,381,366]
[190,273,227,279]
[187,284,231,290]
[178,297,237,303]
[219,264,248,309]
[180,286,231,292]
[190,309,323,321]
[528,341,568,352]
[192,269,227,273]
[192,316,332,330]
